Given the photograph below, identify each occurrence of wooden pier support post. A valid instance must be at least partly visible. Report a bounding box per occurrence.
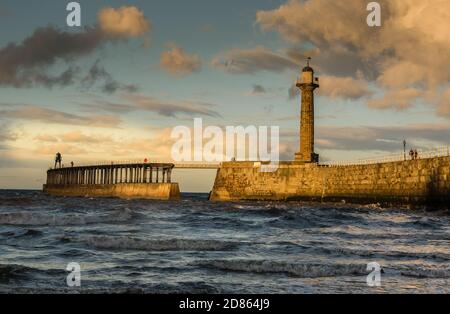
[167,168,172,183]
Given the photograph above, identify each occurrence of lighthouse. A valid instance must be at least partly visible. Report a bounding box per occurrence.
[295,58,320,163]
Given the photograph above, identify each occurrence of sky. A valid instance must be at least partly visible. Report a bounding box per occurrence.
[0,0,450,191]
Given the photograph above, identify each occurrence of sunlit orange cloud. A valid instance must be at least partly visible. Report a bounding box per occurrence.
[98,6,151,38]
[255,0,450,116]
[160,43,202,77]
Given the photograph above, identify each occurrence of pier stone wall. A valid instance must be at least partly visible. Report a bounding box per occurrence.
[210,157,450,205]
[43,183,180,200]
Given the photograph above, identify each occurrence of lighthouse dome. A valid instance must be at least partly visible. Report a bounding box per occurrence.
[302,65,314,72]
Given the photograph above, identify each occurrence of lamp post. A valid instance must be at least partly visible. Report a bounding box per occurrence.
[403,140,406,161]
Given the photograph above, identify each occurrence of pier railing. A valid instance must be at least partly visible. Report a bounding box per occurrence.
[46,162,174,186]
[323,146,450,167]
[54,159,221,169]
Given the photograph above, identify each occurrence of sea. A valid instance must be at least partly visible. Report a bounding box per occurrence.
[0,190,448,294]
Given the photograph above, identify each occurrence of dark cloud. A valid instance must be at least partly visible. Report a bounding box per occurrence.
[122,94,222,118]
[0,24,140,93]
[211,46,298,74]
[83,94,222,118]
[0,26,105,88]
[288,84,300,100]
[286,46,377,80]
[252,85,266,95]
[82,60,139,94]
[80,101,136,114]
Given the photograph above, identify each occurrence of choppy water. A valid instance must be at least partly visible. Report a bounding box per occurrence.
[0,190,449,294]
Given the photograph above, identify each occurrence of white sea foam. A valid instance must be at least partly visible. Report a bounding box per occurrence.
[73,235,236,251]
[0,209,132,226]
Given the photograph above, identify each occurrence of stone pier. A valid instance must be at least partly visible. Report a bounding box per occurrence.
[43,162,180,200]
[210,157,450,206]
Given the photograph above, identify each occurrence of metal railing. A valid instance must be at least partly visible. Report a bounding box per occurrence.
[323,146,450,167]
[51,158,221,170]
[49,146,450,170]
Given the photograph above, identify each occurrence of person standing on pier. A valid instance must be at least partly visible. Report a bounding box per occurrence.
[54,152,62,169]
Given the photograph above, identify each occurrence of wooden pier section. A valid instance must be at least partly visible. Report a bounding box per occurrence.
[43,163,180,200]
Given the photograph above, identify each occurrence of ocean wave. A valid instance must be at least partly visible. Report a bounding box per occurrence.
[0,197,37,207]
[0,209,133,226]
[70,235,237,251]
[195,259,450,280]
[195,259,369,278]
[0,264,67,285]
[0,226,42,238]
[399,267,450,279]
[311,245,450,261]
[0,264,39,282]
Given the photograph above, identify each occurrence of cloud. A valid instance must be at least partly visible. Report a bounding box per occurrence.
[60,131,111,144]
[0,126,12,141]
[34,134,59,142]
[79,93,222,118]
[0,124,17,151]
[82,60,139,94]
[160,43,201,77]
[80,101,136,114]
[121,93,221,118]
[288,84,299,100]
[212,45,372,101]
[256,0,450,117]
[0,26,103,87]
[367,88,422,110]
[34,143,88,156]
[438,87,450,118]
[0,6,149,89]
[318,75,371,100]
[257,0,371,48]
[286,46,375,79]
[211,46,298,74]
[0,105,121,128]
[34,131,111,145]
[315,124,450,152]
[250,85,266,95]
[98,6,151,38]
[288,75,371,100]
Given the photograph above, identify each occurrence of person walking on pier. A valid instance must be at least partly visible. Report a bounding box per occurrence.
[54,152,62,169]
[409,149,414,160]
[414,149,418,160]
